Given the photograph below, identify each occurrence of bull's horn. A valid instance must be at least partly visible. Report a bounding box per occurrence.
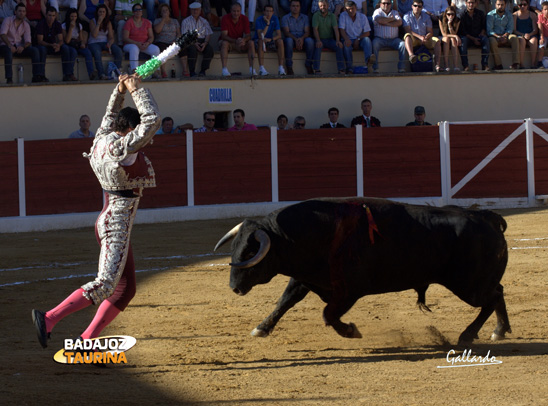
[214,222,243,251]
[230,230,271,269]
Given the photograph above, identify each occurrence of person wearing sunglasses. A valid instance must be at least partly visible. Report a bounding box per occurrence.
[439,5,462,71]
[371,0,407,73]
[487,0,520,69]
[458,0,490,71]
[293,116,306,129]
[195,111,218,132]
[403,0,442,71]
[513,0,539,68]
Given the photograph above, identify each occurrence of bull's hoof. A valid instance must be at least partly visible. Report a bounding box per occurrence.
[490,332,506,341]
[346,323,362,339]
[251,328,270,337]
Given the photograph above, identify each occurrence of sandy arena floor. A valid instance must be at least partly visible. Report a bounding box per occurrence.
[1,207,547,405]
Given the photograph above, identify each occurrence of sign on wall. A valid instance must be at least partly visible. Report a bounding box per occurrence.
[209,88,232,104]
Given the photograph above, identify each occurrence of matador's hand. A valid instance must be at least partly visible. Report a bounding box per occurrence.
[118,73,129,93]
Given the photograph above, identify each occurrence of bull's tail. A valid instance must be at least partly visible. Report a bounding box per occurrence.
[480,210,507,233]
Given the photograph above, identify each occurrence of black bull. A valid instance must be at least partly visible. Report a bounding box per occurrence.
[214,197,512,344]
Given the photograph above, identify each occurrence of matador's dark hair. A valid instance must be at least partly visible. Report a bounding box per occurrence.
[113,107,140,132]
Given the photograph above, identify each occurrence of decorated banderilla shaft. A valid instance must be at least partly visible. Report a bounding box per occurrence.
[135,30,198,79]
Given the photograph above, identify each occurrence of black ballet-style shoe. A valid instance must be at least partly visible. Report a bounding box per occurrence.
[32,309,50,348]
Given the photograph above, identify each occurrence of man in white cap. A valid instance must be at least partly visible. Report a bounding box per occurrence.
[181,2,214,77]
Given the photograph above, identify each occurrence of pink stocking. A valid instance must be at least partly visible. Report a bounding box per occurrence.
[80,299,121,340]
[45,288,91,333]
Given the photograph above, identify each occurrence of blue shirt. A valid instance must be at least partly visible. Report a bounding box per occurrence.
[403,11,432,36]
[281,13,309,38]
[338,11,370,39]
[254,15,281,40]
[486,9,513,36]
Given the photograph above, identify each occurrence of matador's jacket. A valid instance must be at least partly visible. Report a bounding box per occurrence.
[81,86,161,305]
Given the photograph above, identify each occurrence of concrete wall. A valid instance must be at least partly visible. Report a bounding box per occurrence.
[0,66,547,142]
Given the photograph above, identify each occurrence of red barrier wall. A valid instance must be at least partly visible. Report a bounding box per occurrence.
[193,131,272,205]
[0,140,19,217]
[139,135,188,209]
[450,124,527,198]
[25,138,101,215]
[278,129,357,201]
[362,126,441,197]
[533,123,548,196]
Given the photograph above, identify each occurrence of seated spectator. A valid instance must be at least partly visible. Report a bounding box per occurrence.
[514,0,539,68]
[422,0,447,23]
[0,3,42,83]
[350,98,381,127]
[0,0,15,25]
[255,4,286,76]
[25,0,46,32]
[320,107,346,128]
[277,114,288,129]
[180,2,214,77]
[228,108,258,131]
[459,0,490,71]
[69,114,95,138]
[78,0,113,32]
[487,0,519,69]
[403,0,442,72]
[372,0,406,73]
[88,4,123,80]
[281,0,315,75]
[115,0,143,46]
[339,0,373,74]
[311,0,344,17]
[397,0,414,16]
[439,6,461,71]
[62,8,96,80]
[195,111,218,132]
[406,105,432,125]
[281,0,313,16]
[123,3,160,73]
[293,115,306,129]
[219,2,256,77]
[154,3,181,78]
[538,1,548,66]
[312,0,345,74]
[36,7,74,81]
[48,0,78,14]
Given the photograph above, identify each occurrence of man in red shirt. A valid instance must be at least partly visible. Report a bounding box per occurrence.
[219,2,256,76]
[228,109,258,131]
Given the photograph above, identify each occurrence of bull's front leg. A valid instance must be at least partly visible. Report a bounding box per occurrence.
[323,298,361,338]
[251,278,310,337]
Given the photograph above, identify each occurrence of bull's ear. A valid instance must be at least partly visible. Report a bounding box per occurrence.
[214,222,243,251]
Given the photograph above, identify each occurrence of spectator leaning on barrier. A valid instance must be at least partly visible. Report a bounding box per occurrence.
[406,105,432,125]
[339,0,374,74]
[293,115,306,129]
[0,3,42,84]
[228,108,258,131]
[372,0,407,73]
[69,114,95,138]
[277,114,289,130]
[487,0,520,69]
[36,7,75,82]
[350,98,381,127]
[195,111,219,132]
[180,2,214,77]
[281,0,315,75]
[320,107,346,128]
[312,0,345,74]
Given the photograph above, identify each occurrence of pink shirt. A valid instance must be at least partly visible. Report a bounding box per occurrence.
[539,13,548,38]
[124,18,151,43]
[228,123,258,131]
[0,15,31,47]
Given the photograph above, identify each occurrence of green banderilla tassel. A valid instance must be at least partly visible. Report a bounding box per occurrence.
[135,57,162,79]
